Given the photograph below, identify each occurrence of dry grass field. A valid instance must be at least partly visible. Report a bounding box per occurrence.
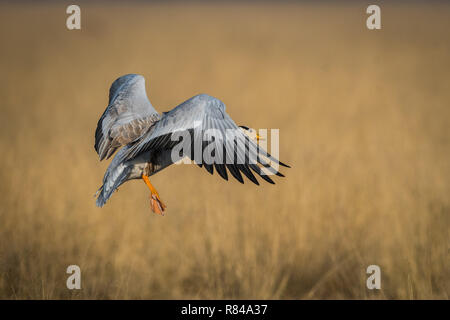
[0,2,449,299]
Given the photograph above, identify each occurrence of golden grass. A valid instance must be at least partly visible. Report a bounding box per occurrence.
[0,2,449,299]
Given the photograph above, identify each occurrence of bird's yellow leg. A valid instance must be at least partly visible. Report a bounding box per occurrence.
[142,174,166,215]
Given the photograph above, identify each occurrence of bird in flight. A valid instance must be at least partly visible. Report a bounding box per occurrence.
[94,74,289,215]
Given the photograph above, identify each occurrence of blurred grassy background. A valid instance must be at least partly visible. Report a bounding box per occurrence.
[0,1,449,299]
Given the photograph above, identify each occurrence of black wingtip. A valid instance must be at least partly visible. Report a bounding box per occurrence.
[238,164,259,185]
[263,176,275,184]
[249,164,275,185]
[215,164,228,181]
[279,161,291,168]
[204,163,214,175]
[226,164,244,184]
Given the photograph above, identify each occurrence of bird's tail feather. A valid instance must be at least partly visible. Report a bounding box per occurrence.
[95,163,131,207]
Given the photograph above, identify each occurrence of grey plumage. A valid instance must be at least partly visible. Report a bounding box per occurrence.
[95,74,160,160]
[94,74,289,209]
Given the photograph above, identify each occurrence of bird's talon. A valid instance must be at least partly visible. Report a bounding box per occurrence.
[150,192,166,215]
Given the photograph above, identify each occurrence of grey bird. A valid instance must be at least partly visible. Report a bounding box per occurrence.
[94,74,289,215]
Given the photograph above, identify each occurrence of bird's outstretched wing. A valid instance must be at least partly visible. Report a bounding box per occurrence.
[121,94,289,185]
[94,74,160,160]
